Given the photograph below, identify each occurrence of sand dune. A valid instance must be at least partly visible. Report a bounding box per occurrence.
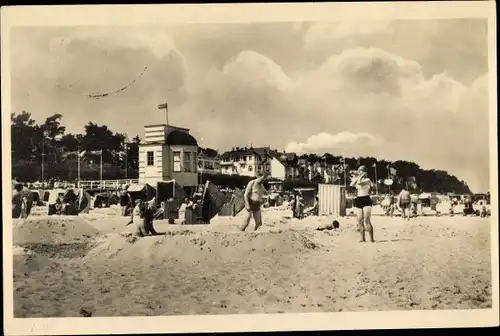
[12,210,492,317]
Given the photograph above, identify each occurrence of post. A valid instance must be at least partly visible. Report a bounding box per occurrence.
[100,150,103,190]
[41,140,45,183]
[324,157,327,183]
[343,163,347,187]
[199,159,203,186]
[374,164,379,195]
[125,143,128,180]
[77,148,81,187]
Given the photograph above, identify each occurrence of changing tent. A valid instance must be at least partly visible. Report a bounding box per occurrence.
[201,180,227,222]
[64,189,91,214]
[218,188,245,217]
[93,191,120,208]
[128,183,157,203]
[156,180,187,219]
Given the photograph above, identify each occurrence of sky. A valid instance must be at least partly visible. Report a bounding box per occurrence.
[10,19,490,192]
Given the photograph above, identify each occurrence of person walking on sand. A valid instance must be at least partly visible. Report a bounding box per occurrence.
[397,188,411,221]
[239,171,270,232]
[350,165,375,243]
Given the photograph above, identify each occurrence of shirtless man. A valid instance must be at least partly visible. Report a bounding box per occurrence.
[397,188,411,221]
[238,171,270,231]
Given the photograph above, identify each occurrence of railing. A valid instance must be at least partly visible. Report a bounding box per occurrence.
[77,179,139,190]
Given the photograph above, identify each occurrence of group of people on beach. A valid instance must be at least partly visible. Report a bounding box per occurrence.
[237,166,377,243]
[119,184,209,237]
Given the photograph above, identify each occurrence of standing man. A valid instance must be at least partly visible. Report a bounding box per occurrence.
[397,188,411,221]
[239,171,270,232]
[119,185,132,217]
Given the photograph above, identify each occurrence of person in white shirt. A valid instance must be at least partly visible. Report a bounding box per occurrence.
[178,197,189,225]
[239,171,270,231]
[350,165,375,243]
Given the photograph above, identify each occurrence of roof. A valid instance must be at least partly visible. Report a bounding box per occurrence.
[145,124,190,132]
[166,130,198,146]
[276,152,297,162]
[198,147,219,158]
[221,146,274,160]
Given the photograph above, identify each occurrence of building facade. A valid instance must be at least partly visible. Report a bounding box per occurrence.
[269,152,300,180]
[220,146,273,177]
[197,147,221,175]
[138,124,198,187]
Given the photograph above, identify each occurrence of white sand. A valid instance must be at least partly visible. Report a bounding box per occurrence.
[12,209,492,317]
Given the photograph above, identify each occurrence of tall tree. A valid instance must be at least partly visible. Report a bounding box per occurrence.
[10,111,39,162]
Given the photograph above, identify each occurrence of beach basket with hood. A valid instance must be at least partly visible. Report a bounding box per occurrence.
[11,180,34,219]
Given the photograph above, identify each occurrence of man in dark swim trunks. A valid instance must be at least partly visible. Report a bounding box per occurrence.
[238,171,270,232]
[397,188,411,221]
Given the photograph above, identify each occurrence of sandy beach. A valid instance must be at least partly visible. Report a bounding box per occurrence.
[12,207,492,317]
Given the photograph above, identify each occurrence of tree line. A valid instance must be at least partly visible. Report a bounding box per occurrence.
[11,111,471,194]
[11,111,140,182]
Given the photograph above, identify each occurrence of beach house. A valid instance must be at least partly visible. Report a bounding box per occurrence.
[197,147,221,175]
[138,124,198,187]
[269,151,300,180]
[220,146,273,177]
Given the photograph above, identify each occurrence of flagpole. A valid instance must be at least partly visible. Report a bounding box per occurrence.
[125,144,128,180]
[77,148,81,187]
[374,164,379,195]
[342,158,347,187]
[41,139,45,183]
[100,150,103,190]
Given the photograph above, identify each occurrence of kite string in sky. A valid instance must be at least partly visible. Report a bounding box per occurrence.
[55,65,149,99]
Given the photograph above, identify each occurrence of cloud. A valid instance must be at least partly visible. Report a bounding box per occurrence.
[49,27,185,61]
[10,27,189,135]
[9,23,491,192]
[221,50,294,92]
[285,132,384,155]
[304,21,393,47]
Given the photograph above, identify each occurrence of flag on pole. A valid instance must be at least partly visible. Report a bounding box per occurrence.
[390,167,397,176]
[339,157,345,163]
[90,150,103,155]
[372,163,377,168]
[79,150,86,157]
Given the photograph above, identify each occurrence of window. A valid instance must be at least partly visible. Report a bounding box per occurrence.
[198,160,203,168]
[183,152,192,172]
[248,165,253,172]
[147,151,154,166]
[173,151,181,172]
